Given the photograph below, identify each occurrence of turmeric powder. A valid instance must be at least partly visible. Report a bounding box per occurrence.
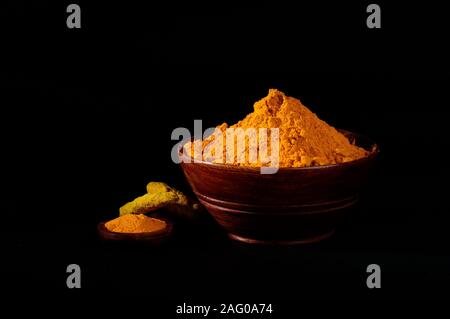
[187,89,368,167]
[105,214,167,233]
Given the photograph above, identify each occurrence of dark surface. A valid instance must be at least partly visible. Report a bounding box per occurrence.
[3,0,450,312]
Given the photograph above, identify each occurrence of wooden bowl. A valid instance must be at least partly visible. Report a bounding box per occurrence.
[97,217,173,245]
[180,131,379,244]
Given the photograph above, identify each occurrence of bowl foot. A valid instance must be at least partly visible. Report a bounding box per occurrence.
[227,230,335,245]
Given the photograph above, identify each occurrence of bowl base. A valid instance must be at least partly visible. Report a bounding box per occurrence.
[228,230,335,245]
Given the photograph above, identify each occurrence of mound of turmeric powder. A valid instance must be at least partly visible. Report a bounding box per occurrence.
[105,214,167,234]
[187,89,368,167]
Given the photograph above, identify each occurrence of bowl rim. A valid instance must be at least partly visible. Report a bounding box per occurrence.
[179,130,379,171]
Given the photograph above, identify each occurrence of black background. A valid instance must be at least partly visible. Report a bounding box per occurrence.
[3,0,450,311]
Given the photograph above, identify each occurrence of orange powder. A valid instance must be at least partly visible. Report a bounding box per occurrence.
[105,214,167,233]
[187,89,368,167]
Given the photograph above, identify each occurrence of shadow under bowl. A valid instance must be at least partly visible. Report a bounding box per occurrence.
[180,131,379,245]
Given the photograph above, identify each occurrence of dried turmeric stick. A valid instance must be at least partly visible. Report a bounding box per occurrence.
[146,182,200,219]
[119,191,178,216]
[119,182,200,218]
